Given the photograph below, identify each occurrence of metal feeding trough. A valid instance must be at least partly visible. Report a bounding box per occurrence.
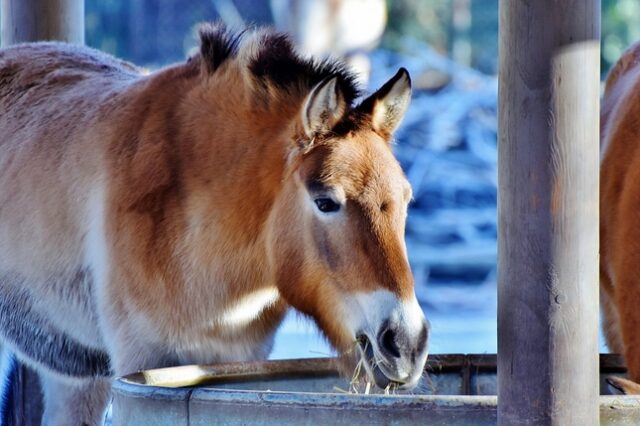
[112,354,640,426]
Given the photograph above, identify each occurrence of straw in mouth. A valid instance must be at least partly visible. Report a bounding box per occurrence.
[356,334,400,389]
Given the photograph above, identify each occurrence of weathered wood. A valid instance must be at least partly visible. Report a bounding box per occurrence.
[1,0,84,47]
[498,1,600,425]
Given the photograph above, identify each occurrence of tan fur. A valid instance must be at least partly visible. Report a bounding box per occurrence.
[601,41,640,387]
[0,26,425,422]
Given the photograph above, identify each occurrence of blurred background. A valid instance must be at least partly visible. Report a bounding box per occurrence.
[79,0,640,77]
[1,0,637,356]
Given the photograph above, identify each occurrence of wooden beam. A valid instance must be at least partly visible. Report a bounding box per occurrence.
[498,1,600,425]
[1,0,84,47]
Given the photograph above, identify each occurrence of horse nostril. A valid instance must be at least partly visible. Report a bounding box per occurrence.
[412,321,429,363]
[378,326,401,359]
[417,321,428,352]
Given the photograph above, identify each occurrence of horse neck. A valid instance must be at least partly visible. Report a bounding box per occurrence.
[174,72,301,273]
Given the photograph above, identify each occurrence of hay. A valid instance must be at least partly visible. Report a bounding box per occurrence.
[332,339,398,395]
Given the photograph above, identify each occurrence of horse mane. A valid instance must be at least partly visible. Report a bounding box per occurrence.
[197,23,361,107]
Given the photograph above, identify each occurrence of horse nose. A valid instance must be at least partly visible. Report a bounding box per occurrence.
[377,318,429,361]
[377,322,402,358]
[414,320,429,357]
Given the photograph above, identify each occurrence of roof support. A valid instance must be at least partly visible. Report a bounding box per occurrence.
[1,0,84,46]
[498,1,600,424]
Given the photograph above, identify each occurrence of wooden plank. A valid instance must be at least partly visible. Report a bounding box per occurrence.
[1,0,84,46]
[497,1,600,425]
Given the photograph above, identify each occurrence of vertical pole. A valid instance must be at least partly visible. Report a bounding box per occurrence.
[498,1,600,425]
[1,1,83,424]
[1,0,84,46]
[451,0,472,67]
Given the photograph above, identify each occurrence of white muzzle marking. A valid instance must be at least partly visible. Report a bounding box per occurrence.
[342,290,428,387]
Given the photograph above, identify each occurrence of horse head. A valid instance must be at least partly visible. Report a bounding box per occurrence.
[268,68,428,388]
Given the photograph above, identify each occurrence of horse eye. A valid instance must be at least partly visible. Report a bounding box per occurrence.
[314,198,340,213]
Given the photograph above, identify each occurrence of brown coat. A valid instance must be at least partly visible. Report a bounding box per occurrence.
[601,41,640,393]
[0,24,427,423]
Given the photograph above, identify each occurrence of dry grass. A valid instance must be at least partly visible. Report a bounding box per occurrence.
[332,339,398,395]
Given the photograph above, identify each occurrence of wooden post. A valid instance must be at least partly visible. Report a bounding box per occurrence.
[1,0,84,46]
[498,1,600,425]
[1,1,83,424]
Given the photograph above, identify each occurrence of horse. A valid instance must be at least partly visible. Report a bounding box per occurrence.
[0,23,428,424]
[600,41,640,395]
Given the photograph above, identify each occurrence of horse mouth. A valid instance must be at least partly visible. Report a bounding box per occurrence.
[356,335,402,389]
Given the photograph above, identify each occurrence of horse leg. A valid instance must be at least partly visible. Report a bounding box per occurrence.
[614,263,640,392]
[0,275,113,422]
[599,271,636,394]
[39,372,111,426]
[601,270,624,354]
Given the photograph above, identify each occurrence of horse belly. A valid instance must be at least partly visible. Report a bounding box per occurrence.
[0,64,110,353]
[0,148,100,334]
[0,270,110,377]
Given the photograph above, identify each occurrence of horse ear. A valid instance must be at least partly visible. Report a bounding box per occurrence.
[363,68,412,137]
[301,76,347,139]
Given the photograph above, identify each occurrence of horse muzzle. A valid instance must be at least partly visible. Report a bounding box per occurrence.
[351,292,429,390]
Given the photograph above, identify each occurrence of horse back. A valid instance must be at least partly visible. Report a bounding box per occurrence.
[0,42,207,348]
[0,43,142,280]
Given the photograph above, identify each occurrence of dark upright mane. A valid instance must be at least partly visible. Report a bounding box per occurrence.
[198,23,361,106]
[198,23,245,73]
